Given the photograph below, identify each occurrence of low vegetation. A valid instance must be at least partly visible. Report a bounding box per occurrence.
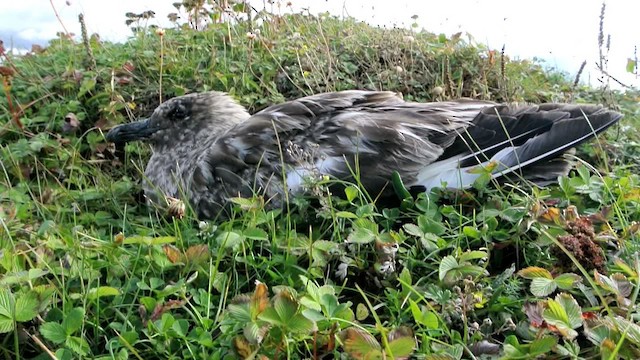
[1,1,640,359]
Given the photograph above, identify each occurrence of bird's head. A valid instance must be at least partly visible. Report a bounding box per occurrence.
[105,92,250,149]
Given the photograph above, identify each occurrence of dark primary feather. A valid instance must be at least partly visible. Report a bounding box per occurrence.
[105,90,622,219]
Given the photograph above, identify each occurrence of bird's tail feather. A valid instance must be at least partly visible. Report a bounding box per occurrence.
[414,105,622,190]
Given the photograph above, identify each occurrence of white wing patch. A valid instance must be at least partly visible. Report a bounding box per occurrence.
[285,156,343,193]
[414,147,520,190]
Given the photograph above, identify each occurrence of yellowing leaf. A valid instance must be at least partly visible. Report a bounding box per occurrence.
[342,328,382,359]
[543,293,582,340]
[184,244,210,265]
[162,244,184,264]
[123,236,176,245]
[233,335,253,359]
[518,266,553,279]
[539,207,561,223]
[250,281,269,319]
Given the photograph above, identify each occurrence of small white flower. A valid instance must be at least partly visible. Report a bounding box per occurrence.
[335,262,349,280]
[403,35,415,43]
[395,65,404,73]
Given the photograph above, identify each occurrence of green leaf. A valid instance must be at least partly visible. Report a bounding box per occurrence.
[347,227,376,244]
[403,223,423,237]
[0,290,15,333]
[227,303,251,323]
[301,309,325,322]
[345,185,359,202]
[440,259,487,284]
[320,293,339,316]
[65,335,90,356]
[462,226,481,239]
[392,171,412,200]
[529,336,558,356]
[0,268,49,285]
[258,307,283,326]
[14,292,38,322]
[399,267,412,297]
[87,286,120,300]
[336,211,358,219]
[386,336,415,358]
[611,316,640,346]
[244,322,268,344]
[626,58,637,74]
[216,231,245,249]
[229,196,262,211]
[0,289,47,329]
[40,322,67,344]
[409,300,438,329]
[273,292,298,324]
[439,256,458,282]
[501,335,527,359]
[472,172,491,191]
[458,250,487,262]
[356,303,369,321]
[63,308,85,335]
[117,331,139,347]
[418,216,446,235]
[243,227,268,240]
[554,273,581,290]
[530,278,557,297]
[78,78,96,97]
[287,314,316,333]
[543,293,582,340]
[172,319,189,337]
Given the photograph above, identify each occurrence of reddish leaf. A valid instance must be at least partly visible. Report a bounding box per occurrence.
[163,244,184,264]
[251,281,269,318]
[184,244,210,265]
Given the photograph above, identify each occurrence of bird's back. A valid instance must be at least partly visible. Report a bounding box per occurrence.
[185,91,621,219]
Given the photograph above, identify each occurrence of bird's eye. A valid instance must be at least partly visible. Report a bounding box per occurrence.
[171,103,189,120]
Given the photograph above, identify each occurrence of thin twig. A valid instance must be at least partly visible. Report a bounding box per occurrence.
[49,0,71,38]
[158,31,165,103]
[595,63,634,89]
[23,330,58,360]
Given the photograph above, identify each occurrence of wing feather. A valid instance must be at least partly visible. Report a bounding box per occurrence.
[194,91,493,213]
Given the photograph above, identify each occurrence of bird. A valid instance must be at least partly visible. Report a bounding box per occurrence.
[105,90,622,219]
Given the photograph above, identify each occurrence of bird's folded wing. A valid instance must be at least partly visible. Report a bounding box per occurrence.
[199,91,495,199]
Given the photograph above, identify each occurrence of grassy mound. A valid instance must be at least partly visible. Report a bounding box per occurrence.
[1,7,640,359]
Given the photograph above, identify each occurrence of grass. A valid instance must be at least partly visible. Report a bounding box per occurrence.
[1,2,640,359]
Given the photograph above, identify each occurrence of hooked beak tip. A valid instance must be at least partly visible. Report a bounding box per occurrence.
[105,118,153,143]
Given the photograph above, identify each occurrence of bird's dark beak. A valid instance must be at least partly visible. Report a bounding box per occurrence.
[105,118,156,143]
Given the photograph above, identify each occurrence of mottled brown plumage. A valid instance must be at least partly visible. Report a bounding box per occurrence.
[106,90,622,219]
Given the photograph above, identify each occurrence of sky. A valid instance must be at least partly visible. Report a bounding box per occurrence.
[1,0,638,89]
